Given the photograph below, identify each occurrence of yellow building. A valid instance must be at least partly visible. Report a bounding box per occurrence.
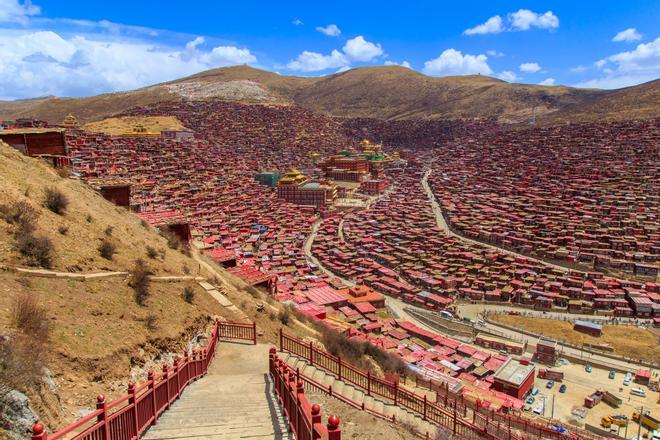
[62,114,79,129]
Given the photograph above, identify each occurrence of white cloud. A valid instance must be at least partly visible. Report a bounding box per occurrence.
[292,18,303,26]
[423,49,492,76]
[508,9,559,31]
[286,35,383,72]
[464,9,558,36]
[463,16,503,35]
[487,50,504,57]
[0,30,258,99]
[570,65,588,73]
[342,36,383,62]
[384,60,411,68]
[519,62,541,73]
[576,37,660,89]
[316,24,341,37]
[185,36,205,51]
[0,0,41,24]
[539,78,556,85]
[612,28,642,43]
[286,49,347,72]
[205,46,256,65]
[497,71,519,82]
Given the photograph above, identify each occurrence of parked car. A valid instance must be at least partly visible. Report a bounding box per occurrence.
[559,384,567,393]
[546,380,555,389]
[585,364,592,373]
[531,387,539,396]
[526,396,535,404]
[609,370,616,379]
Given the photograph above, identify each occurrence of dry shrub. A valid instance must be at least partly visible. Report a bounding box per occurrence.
[57,225,69,235]
[146,246,159,259]
[104,226,114,236]
[0,201,39,233]
[11,292,49,341]
[163,230,181,250]
[44,187,68,215]
[292,308,406,375]
[17,232,54,268]
[129,259,151,306]
[98,239,116,260]
[182,286,195,304]
[1,294,50,397]
[278,308,291,326]
[144,314,159,331]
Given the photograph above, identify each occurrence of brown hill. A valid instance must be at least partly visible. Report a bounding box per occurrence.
[0,65,658,124]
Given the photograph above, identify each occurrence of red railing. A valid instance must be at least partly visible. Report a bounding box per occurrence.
[269,348,341,440]
[31,320,256,440]
[218,320,256,344]
[279,330,595,440]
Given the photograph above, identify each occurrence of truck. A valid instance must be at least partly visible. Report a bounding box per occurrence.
[632,411,659,430]
[584,390,604,408]
[601,415,628,428]
[538,369,564,381]
[602,391,622,408]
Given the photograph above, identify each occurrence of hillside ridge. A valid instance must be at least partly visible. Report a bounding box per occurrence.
[0,65,658,124]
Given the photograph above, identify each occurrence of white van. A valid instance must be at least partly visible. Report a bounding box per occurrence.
[630,387,646,397]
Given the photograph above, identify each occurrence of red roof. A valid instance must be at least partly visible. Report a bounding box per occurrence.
[304,286,348,306]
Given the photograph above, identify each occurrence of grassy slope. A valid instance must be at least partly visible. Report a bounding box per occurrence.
[1,66,657,124]
[82,116,187,135]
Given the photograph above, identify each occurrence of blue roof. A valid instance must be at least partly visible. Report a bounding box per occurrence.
[574,320,602,330]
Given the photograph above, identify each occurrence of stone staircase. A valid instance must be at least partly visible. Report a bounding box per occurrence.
[143,343,292,440]
[277,351,440,438]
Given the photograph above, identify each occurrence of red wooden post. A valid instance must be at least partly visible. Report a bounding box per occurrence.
[128,382,140,437]
[309,340,314,364]
[367,371,371,396]
[337,355,342,381]
[327,415,341,440]
[252,321,257,345]
[162,363,170,407]
[452,401,457,436]
[173,358,180,397]
[311,404,321,438]
[394,380,398,406]
[148,371,157,425]
[279,328,283,351]
[423,395,427,420]
[96,395,110,440]
[184,352,190,385]
[31,423,46,440]
[202,349,207,374]
[296,380,305,436]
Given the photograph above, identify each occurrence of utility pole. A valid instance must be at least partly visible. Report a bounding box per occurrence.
[551,394,555,420]
[637,405,643,440]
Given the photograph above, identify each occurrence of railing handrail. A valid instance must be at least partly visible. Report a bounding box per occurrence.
[279,330,593,440]
[269,348,341,440]
[31,320,256,440]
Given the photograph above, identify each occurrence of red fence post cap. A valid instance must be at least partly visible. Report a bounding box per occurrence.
[147,370,154,379]
[96,394,105,403]
[128,382,135,391]
[327,415,340,430]
[269,347,277,355]
[32,423,44,435]
[311,404,320,415]
[297,380,304,393]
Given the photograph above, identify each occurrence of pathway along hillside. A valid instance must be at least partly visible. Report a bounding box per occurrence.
[143,343,291,440]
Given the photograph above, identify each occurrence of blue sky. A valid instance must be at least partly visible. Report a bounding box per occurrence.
[0,0,658,99]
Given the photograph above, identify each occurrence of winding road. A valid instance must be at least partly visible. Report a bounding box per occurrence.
[421,169,573,273]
